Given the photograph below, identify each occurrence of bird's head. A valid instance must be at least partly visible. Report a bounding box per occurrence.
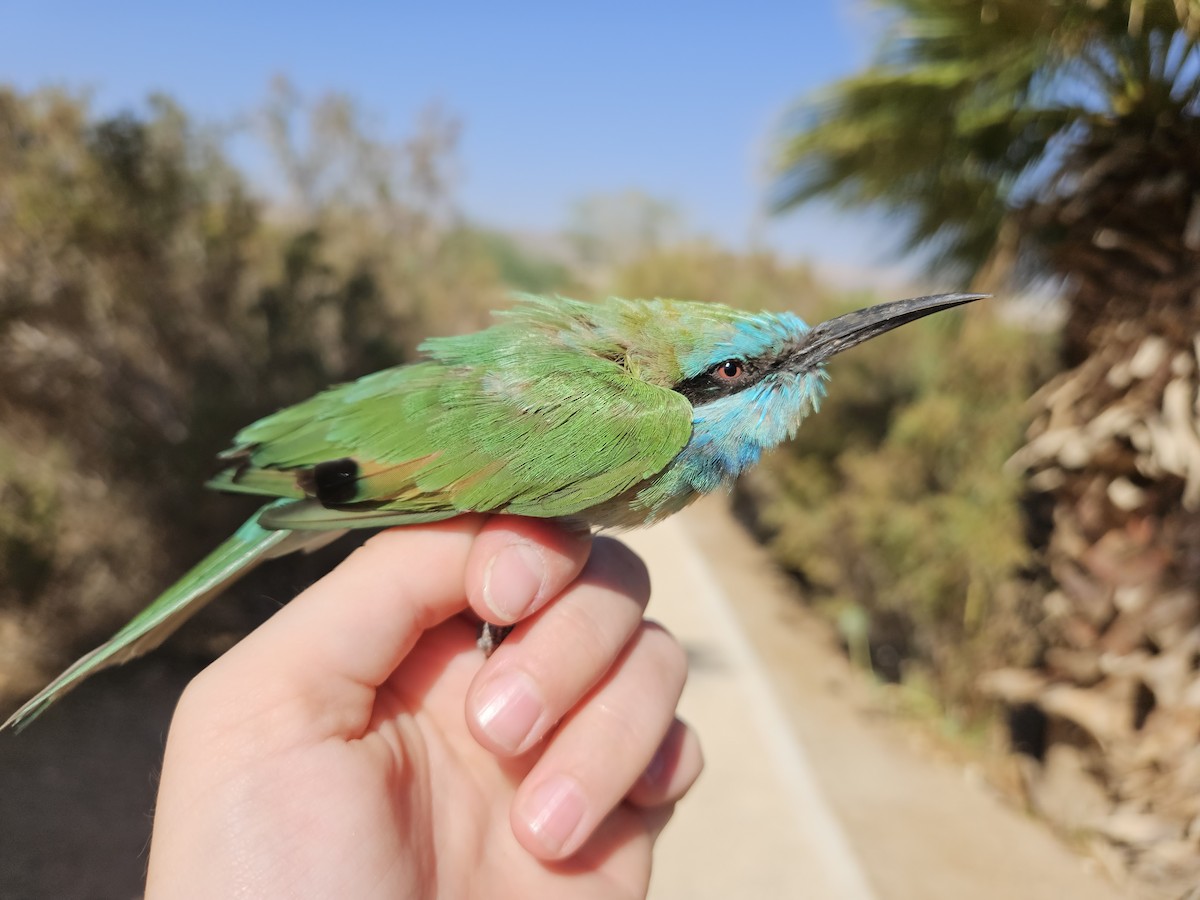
[667,292,987,483]
[674,291,987,404]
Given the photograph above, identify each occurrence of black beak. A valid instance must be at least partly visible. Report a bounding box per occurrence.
[788,292,988,370]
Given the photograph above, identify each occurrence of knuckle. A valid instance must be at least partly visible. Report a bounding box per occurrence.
[551,597,617,672]
[176,661,238,717]
[544,518,594,561]
[356,531,399,562]
[592,697,646,758]
[590,538,651,604]
[640,620,688,689]
[692,734,706,779]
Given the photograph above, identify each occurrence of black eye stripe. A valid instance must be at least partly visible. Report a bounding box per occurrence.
[673,357,775,405]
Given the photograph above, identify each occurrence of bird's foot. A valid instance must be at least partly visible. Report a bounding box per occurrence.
[477,623,512,657]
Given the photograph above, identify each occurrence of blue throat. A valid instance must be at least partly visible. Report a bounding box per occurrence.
[676,368,827,493]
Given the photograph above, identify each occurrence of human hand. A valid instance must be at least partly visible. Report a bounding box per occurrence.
[146,516,702,899]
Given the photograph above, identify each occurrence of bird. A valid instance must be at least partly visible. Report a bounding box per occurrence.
[3,290,985,730]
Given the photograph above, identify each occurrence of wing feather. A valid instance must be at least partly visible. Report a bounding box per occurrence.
[212,329,693,527]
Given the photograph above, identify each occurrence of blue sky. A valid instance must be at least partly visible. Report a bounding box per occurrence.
[3,1,902,277]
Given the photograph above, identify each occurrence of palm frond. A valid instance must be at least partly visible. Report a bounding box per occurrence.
[773,0,1200,281]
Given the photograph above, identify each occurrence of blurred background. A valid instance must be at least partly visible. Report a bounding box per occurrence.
[1,1,1198,897]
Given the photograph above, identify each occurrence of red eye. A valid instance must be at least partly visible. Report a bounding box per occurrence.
[714,359,744,380]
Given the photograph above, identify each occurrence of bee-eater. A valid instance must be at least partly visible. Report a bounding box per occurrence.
[3,291,984,730]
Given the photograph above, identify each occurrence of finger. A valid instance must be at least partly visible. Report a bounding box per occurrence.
[466,538,651,755]
[204,517,485,734]
[510,621,688,860]
[625,717,704,809]
[464,516,593,625]
[633,803,675,846]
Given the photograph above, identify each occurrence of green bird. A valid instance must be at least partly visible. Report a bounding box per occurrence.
[3,291,983,730]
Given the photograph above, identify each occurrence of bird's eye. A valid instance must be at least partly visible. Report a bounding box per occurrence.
[714,359,745,380]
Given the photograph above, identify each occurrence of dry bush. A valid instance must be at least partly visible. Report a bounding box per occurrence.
[0,84,516,704]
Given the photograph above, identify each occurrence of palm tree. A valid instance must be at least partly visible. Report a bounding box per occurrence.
[772,1,1200,887]
[776,0,1198,357]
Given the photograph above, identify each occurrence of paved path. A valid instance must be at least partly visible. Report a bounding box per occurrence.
[631,497,1129,900]
[624,516,876,900]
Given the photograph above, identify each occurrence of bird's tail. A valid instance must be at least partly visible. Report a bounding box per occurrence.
[3,500,308,732]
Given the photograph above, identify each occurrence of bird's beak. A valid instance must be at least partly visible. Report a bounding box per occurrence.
[787,292,988,370]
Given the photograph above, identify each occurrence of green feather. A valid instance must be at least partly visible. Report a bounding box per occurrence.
[227,305,696,526]
[11,292,855,726]
[5,291,983,729]
[6,296,703,727]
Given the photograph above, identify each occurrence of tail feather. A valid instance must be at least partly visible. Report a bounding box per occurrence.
[3,501,298,732]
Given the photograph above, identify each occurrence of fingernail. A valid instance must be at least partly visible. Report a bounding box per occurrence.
[483,543,545,622]
[519,774,586,856]
[473,669,543,753]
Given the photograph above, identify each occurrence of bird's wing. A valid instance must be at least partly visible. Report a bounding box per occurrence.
[209,348,695,529]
